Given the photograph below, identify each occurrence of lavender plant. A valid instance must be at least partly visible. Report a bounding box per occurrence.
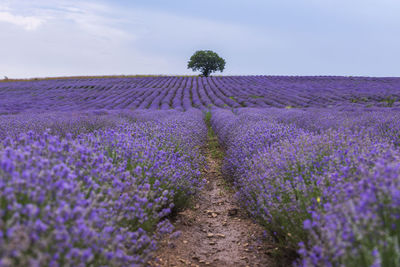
[211,107,400,266]
[0,109,206,266]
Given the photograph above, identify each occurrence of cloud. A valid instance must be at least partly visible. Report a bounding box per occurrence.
[56,2,135,41]
[0,1,135,39]
[0,0,270,77]
[0,11,44,30]
[0,0,400,77]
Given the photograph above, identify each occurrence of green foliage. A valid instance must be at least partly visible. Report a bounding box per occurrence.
[187,50,226,77]
[381,96,397,107]
[204,111,212,127]
[351,97,369,103]
[249,95,264,99]
[204,111,224,160]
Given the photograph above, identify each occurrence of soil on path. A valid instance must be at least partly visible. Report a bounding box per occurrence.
[150,143,283,266]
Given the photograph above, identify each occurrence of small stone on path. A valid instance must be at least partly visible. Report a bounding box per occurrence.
[228,208,238,216]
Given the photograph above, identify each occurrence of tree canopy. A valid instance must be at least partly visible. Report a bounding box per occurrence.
[187,50,226,77]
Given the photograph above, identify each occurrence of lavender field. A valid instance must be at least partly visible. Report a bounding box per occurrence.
[1,76,400,266]
[1,76,400,114]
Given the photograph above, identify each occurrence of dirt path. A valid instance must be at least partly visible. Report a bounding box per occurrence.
[150,133,280,266]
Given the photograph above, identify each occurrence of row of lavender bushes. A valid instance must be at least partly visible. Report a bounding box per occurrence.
[0,109,207,266]
[1,76,399,114]
[211,107,400,266]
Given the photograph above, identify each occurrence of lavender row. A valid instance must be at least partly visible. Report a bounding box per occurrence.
[1,76,400,114]
[210,107,400,266]
[0,111,129,140]
[0,109,207,266]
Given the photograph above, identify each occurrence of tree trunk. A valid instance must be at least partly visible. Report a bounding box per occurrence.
[202,68,210,77]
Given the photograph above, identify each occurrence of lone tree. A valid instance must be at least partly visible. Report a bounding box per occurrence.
[187,50,225,77]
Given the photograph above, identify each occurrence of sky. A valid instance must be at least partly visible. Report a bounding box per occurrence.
[1,0,400,78]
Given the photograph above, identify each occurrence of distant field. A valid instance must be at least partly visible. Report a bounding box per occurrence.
[1,76,399,114]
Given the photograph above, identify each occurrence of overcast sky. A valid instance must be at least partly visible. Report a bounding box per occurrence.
[1,0,400,78]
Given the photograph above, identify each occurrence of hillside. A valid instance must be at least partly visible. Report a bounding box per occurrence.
[1,76,399,114]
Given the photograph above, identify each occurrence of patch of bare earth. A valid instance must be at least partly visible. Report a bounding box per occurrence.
[150,147,285,267]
